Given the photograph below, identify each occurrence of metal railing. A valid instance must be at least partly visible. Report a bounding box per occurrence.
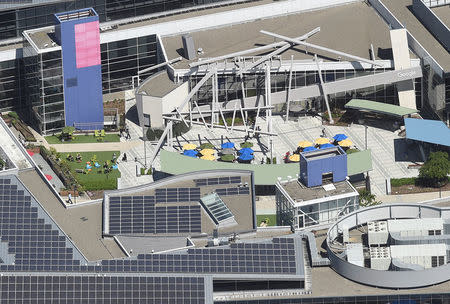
[421,0,450,7]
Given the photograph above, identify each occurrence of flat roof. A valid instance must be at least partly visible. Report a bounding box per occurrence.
[279,180,357,203]
[116,236,190,255]
[345,99,418,117]
[405,117,450,147]
[381,0,450,71]
[163,1,397,69]
[347,149,373,176]
[432,5,450,28]
[138,71,182,97]
[18,169,126,261]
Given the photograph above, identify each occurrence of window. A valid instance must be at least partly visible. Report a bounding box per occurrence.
[143,114,151,127]
[429,230,435,236]
[439,256,445,266]
[431,256,437,267]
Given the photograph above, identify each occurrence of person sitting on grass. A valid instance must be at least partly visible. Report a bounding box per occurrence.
[112,152,117,163]
[103,161,108,170]
[75,153,82,162]
[66,154,74,162]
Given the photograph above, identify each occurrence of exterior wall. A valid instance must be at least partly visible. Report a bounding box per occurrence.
[300,149,347,188]
[162,82,189,117]
[55,9,104,130]
[139,94,163,129]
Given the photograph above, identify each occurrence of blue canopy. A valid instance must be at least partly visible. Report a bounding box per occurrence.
[239,153,254,161]
[333,134,348,141]
[239,148,254,154]
[221,142,235,149]
[303,146,317,152]
[183,149,198,157]
[320,143,335,149]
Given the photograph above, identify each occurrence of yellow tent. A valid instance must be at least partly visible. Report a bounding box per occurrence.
[183,143,197,150]
[298,141,313,148]
[338,139,353,147]
[315,138,330,145]
[289,154,300,162]
[200,155,215,161]
[199,148,215,155]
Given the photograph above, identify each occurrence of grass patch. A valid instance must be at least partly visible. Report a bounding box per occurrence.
[256,214,277,227]
[390,177,417,187]
[65,151,120,190]
[45,134,120,144]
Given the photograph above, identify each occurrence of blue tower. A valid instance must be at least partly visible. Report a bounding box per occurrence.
[54,8,104,130]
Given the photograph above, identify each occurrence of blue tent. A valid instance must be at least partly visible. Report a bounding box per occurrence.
[221,142,235,149]
[303,146,317,152]
[239,147,254,154]
[320,143,335,149]
[239,153,254,161]
[333,134,348,141]
[183,149,198,157]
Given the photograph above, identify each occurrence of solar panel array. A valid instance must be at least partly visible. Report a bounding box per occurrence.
[215,186,250,196]
[0,275,205,304]
[155,187,201,203]
[99,237,297,274]
[194,176,241,187]
[109,196,201,235]
[0,177,86,272]
[200,193,234,223]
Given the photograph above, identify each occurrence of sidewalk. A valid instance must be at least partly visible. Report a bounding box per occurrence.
[378,190,450,203]
[48,140,141,153]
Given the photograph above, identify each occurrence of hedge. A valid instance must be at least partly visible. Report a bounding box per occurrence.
[390,177,416,187]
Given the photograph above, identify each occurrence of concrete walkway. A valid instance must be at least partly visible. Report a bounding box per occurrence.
[48,140,140,153]
[379,191,450,204]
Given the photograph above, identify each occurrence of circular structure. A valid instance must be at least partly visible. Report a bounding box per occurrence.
[326,204,450,288]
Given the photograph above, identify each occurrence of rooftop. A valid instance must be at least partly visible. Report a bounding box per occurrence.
[137,71,182,97]
[345,99,418,117]
[279,179,357,204]
[381,0,450,71]
[116,236,191,255]
[432,5,450,28]
[163,1,398,69]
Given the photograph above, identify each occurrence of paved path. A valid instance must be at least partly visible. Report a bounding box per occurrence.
[379,191,450,204]
[48,141,140,153]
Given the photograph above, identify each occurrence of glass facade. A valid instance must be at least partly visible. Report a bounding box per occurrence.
[276,186,359,229]
[0,0,238,40]
[189,68,411,112]
[0,58,21,111]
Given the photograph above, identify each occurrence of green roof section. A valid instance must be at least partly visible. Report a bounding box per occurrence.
[345,99,418,117]
[347,149,373,176]
[160,149,373,185]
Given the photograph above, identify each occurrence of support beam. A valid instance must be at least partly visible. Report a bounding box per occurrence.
[239,27,320,75]
[163,116,278,136]
[285,55,294,122]
[218,106,228,132]
[260,30,382,66]
[231,103,237,133]
[148,121,173,167]
[192,99,208,128]
[168,105,275,116]
[314,54,334,124]
[265,64,273,161]
[175,69,216,127]
[138,57,182,74]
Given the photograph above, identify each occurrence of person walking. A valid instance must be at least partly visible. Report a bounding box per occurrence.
[67,193,73,204]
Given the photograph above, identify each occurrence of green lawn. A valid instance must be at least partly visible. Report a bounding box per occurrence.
[256,214,277,227]
[65,151,121,190]
[45,133,120,144]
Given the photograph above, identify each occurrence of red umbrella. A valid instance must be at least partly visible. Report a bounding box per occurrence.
[45,174,53,181]
[27,150,34,156]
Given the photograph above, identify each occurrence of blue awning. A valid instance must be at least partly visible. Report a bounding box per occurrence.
[405,118,450,147]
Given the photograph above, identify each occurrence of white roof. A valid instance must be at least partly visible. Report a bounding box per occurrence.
[387,218,443,232]
[390,244,447,258]
[346,243,364,266]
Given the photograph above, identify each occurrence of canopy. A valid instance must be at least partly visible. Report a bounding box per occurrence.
[320,143,335,149]
[345,99,418,117]
[221,142,235,149]
[298,140,313,148]
[315,138,330,145]
[182,143,197,150]
[200,155,215,161]
[238,153,254,161]
[239,148,254,154]
[338,139,353,147]
[289,154,300,162]
[183,149,198,157]
[405,118,450,147]
[200,148,215,155]
[333,134,348,142]
[45,174,52,181]
[303,146,318,152]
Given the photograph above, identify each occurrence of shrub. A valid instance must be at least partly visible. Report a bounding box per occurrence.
[200,143,215,149]
[140,167,146,175]
[146,128,164,141]
[7,111,19,120]
[419,151,450,188]
[358,189,381,207]
[172,122,190,137]
[390,177,416,187]
[272,157,277,164]
[147,168,152,175]
[346,148,360,154]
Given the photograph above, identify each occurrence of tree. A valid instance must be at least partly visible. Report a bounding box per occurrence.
[419,151,450,187]
[359,189,381,207]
